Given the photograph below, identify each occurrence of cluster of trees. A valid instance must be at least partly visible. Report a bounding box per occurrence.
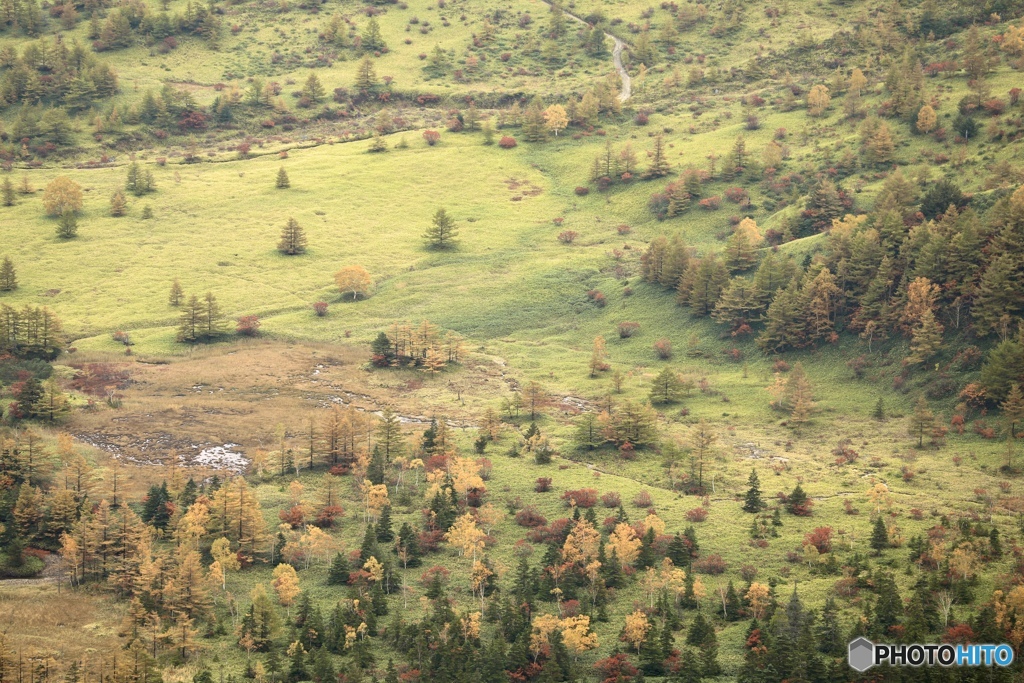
[2,381,1024,683]
[370,320,464,371]
[0,304,64,359]
[640,181,1024,398]
[0,37,117,133]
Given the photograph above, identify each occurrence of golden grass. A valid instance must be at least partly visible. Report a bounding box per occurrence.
[0,585,125,663]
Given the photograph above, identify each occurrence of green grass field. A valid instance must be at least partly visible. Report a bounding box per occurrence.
[3,2,1024,680]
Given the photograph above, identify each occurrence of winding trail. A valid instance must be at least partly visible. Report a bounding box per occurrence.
[540,1,631,102]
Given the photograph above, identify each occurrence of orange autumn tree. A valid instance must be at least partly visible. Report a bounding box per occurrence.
[335,265,373,300]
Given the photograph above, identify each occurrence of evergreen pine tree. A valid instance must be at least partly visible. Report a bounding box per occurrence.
[423,208,459,248]
[649,367,685,404]
[56,209,78,238]
[169,278,184,307]
[742,469,765,513]
[276,167,291,189]
[355,55,379,91]
[872,397,886,420]
[644,134,671,178]
[201,291,226,339]
[375,505,394,543]
[870,516,888,554]
[2,177,14,206]
[110,189,127,216]
[785,484,808,515]
[910,395,936,448]
[327,552,350,585]
[0,256,17,291]
[278,218,307,255]
[522,97,548,142]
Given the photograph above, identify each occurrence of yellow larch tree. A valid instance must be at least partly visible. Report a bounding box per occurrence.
[622,610,650,655]
[609,523,642,567]
[562,519,601,567]
[272,563,301,611]
[445,513,486,561]
[746,582,771,620]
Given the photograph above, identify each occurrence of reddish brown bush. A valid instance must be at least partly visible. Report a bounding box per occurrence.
[422,129,441,145]
[499,135,517,148]
[574,185,589,195]
[313,301,329,317]
[535,477,552,493]
[561,488,598,508]
[515,507,548,528]
[601,491,621,508]
[693,554,727,575]
[803,526,833,553]
[466,487,486,507]
[586,289,607,307]
[279,505,305,528]
[686,507,708,523]
[740,564,758,582]
[632,490,653,508]
[236,315,261,336]
[315,505,344,528]
[420,565,451,587]
[558,230,579,244]
[618,321,640,338]
[653,338,672,359]
[834,576,859,598]
[983,98,1006,115]
[724,187,749,204]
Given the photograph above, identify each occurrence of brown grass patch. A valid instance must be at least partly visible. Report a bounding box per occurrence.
[69,341,509,481]
[0,585,125,663]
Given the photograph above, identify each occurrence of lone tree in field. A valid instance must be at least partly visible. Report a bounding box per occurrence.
[910,395,936,448]
[278,218,308,255]
[688,419,717,493]
[125,162,154,196]
[643,134,671,178]
[543,104,568,136]
[649,367,684,404]
[335,265,373,300]
[423,208,459,249]
[2,177,14,206]
[56,210,78,239]
[355,55,379,92]
[785,483,810,516]
[43,177,83,216]
[169,278,184,306]
[301,73,326,103]
[806,84,830,116]
[742,469,765,513]
[0,256,17,291]
[110,189,127,216]
[276,167,290,189]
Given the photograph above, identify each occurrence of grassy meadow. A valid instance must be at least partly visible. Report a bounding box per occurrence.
[3,0,1024,679]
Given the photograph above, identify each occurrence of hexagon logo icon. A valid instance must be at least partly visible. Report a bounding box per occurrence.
[848,637,875,672]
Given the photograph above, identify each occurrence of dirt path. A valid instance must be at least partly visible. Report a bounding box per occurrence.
[540,1,631,102]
